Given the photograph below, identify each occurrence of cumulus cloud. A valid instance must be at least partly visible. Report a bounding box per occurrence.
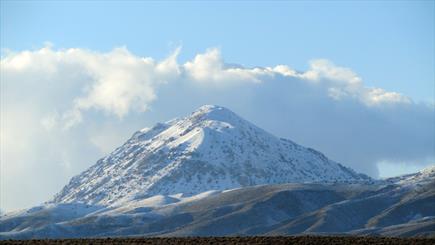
[1,46,413,129]
[1,46,181,129]
[295,59,411,106]
[1,46,433,212]
[183,47,266,85]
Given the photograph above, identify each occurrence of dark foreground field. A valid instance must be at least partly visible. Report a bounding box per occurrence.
[1,236,434,245]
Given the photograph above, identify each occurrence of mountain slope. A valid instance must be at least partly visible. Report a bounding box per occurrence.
[1,127,434,240]
[386,165,435,186]
[52,105,371,206]
[1,177,433,239]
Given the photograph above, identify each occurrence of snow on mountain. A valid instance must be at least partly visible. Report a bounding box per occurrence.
[52,105,371,206]
[386,165,435,186]
[2,181,434,239]
[1,106,434,239]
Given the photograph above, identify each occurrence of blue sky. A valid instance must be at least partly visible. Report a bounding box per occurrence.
[0,1,434,211]
[1,1,434,102]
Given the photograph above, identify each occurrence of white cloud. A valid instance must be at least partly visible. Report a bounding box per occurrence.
[183,48,265,84]
[302,59,363,85]
[292,59,411,106]
[2,46,182,129]
[1,46,412,130]
[64,47,182,126]
[1,46,433,212]
[364,87,411,105]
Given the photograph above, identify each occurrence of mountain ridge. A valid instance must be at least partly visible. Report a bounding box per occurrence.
[1,168,433,239]
[1,109,433,240]
[52,105,371,206]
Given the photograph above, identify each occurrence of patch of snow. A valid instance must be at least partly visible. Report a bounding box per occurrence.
[385,165,435,186]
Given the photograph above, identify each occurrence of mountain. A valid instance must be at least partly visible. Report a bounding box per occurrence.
[52,105,371,206]
[2,105,433,239]
[385,165,435,186]
[1,168,433,239]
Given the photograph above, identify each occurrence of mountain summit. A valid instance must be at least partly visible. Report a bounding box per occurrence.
[52,105,371,205]
[3,105,433,239]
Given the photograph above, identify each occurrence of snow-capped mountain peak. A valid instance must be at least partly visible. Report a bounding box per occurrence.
[190,104,233,119]
[52,105,371,206]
